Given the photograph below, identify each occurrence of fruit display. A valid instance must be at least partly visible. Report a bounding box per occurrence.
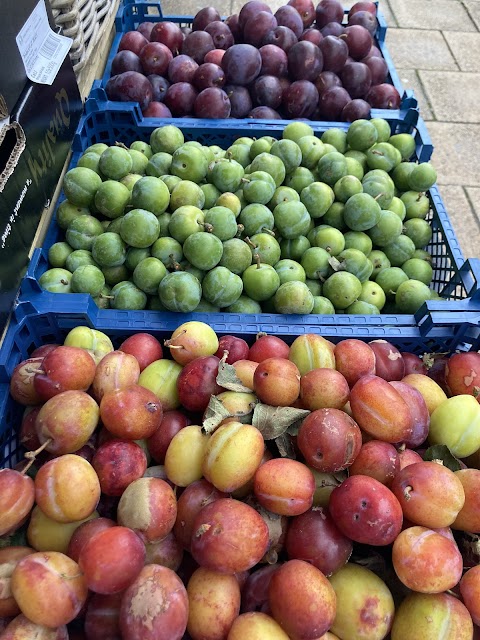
[2,318,480,639]
[105,0,403,121]
[38,118,442,316]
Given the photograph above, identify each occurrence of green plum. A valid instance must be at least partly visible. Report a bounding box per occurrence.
[151,237,183,268]
[346,301,380,314]
[300,182,335,218]
[333,175,363,203]
[343,193,381,231]
[249,136,276,159]
[248,233,281,266]
[312,296,335,314]
[91,232,127,268]
[365,142,401,172]
[66,215,104,251]
[322,202,346,231]
[312,226,345,256]
[71,264,105,296]
[130,140,152,159]
[368,209,403,247]
[344,157,364,181]
[403,218,433,249]
[270,139,302,174]
[128,149,149,175]
[194,299,221,312]
[344,149,368,171]
[274,281,314,314]
[249,152,286,187]
[131,175,171,215]
[84,143,109,156]
[370,118,391,142]
[62,167,102,207]
[389,133,416,161]
[283,121,314,143]
[94,181,130,219]
[268,186,300,210]
[56,201,90,230]
[158,271,202,312]
[401,191,430,220]
[384,235,416,266]
[280,235,311,261]
[102,264,130,287]
[171,145,208,183]
[65,250,98,272]
[204,206,239,240]
[305,278,322,296]
[392,162,416,192]
[201,183,222,209]
[300,247,330,280]
[227,143,251,168]
[111,281,147,310]
[376,266,409,299]
[401,258,433,285]
[337,248,374,282]
[219,238,253,274]
[133,257,167,295]
[274,259,306,284]
[150,125,184,155]
[273,201,311,239]
[321,128,347,153]
[183,231,224,270]
[317,151,348,186]
[408,162,437,191]
[343,231,372,255]
[298,135,325,169]
[389,196,407,221]
[48,242,73,268]
[322,271,362,310]
[242,263,280,301]
[211,159,245,192]
[77,151,101,174]
[98,146,133,180]
[168,206,205,243]
[170,180,205,211]
[239,203,274,237]
[216,192,242,217]
[160,174,182,193]
[242,171,276,205]
[358,280,386,310]
[201,266,243,308]
[224,295,262,314]
[120,209,160,248]
[125,247,150,272]
[395,279,432,313]
[39,268,72,293]
[368,249,391,279]
[284,166,316,193]
[346,119,378,151]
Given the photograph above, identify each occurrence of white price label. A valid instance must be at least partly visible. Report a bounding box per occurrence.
[16,0,73,85]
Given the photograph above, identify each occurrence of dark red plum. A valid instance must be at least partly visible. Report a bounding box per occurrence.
[288,41,323,81]
[139,42,173,76]
[363,55,388,85]
[118,30,149,56]
[215,336,250,364]
[168,54,198,84]
[275,5,304,37]
[366,83,401,108]
[142,102,172,117]
[248,106,282,119]
[251,75,283,109]
[348,10,378,36]
[244,11,278,48]
[224,84,252,117]
[164,82,198,116]
[315,0,344,28]
[194,88,231,118]
[348,1,377,19]
[321,21,345,37]
[136,22,155,41]
[340,61,372,98]
[262,26,298,53]
[314,69,342,95]
[342,24,373,60]
[148,75,170,102]
[222,44,262,85]
[319,35,348,72]
[205,21,235,50]
[341,98,371,121]
[225,14,242,42]
[193,63,225,90]
[283,79,319,118]
[364,44,383,59]
[105,72,153,110]
[181,31,215,64]
[319,85,351,119]
[111,50,143,75]
[192,6,221,31]
[177,356,223,413]
[204,49,226,66]
[259,44,288,77]
[238,1,272,31]
[288,0,316,27]
[300,28,323,45]
[150,22,183,54]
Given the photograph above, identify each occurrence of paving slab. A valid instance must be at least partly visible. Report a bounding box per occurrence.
[443,32,480,73]
[419,70,480,123]
[464,1,480,30]
[385,28,458,70]
[465,187,480,229]
[395,68,433,120]
[386,0,477,31]
[435,185,480,259]
[427,122,480,187]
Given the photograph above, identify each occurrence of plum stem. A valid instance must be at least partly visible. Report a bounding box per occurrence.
[374,193,385,201]
[403,485,412,500]
[21,439,53,474]
[244,236,257,251]
[195,523,211,537]
[263,228,276,237]
[60,279,69,285]
[164,330,187,350]
[237,223,245,235]
[114,141,129,150]
[254,254,261,269]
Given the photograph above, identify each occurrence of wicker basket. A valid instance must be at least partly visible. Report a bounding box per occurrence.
[48,0,115,74]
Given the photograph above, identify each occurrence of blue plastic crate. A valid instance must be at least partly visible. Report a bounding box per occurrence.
[2,299,480,468]
[20,98,480,328]
[94,0,414,126]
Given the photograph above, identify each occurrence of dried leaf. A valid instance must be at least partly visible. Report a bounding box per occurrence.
[275,434,296,459]
[216,355,253,393]
[253,403,310,440]
[423,444,462,472]
[328,256,344,271]
[202,395,233,435]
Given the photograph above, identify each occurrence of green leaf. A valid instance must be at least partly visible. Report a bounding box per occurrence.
[202,395,233,435]
[216,356,253,393]
[422,444,462,472]
[252,403,310,440]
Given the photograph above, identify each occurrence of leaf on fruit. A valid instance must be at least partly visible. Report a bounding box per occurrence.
[0,524,28,549]
[216,356,252,393]
[202,395,234,435]
[252,403,310,440]
[422,444,462,472]
[328,256,344,271]
[275,434,296,459]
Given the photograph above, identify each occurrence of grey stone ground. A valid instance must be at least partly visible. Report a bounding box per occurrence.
[160,0,480,259]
